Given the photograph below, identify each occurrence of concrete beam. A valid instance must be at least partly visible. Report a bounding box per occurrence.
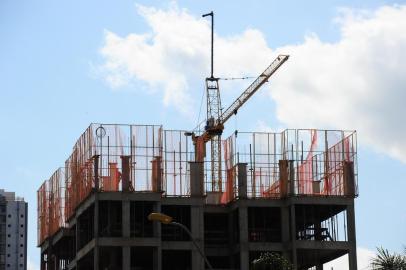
[98,191,162,201]
[248,242,284,251]
[76,239,95,261]
[295,240,352,250]
[161,241,194,250]
[288,196,354,206]
[98,237,161,247]
[161,197,204,206]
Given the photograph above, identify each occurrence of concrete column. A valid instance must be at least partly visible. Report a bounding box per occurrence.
[289,204,297,269]
[239,206,249,270]
[93,195,99,270]
[154,247,162,270]
[279,160,289,197]
[281,206,290,260]
[237,163,248,199]
[346,201,358,270]
[123,247,130,270]
[153,202,162,270]
[152,156,162,192]
[190,162,204,197]
[93,155,100,190]
[191,205,204,270]
[122,200,130,270]
[344,161,355,196]
[121,156,131,192]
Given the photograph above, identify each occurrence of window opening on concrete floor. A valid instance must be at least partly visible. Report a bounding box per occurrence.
[204,213,228,247]
[130,202,153,237]
[99,246,122,270]
[77,250,93,269]
[161,205,191,241]
[77,205,94,249]
[99,201,122,237]
[162,250,191,270]
[131,247,153,270]
[295,205,348,241]
[248,207,281,242]
[207,255,232,269]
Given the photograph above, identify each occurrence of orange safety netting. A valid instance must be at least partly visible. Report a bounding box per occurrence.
[37,182,48,245]
[298,129,318,194]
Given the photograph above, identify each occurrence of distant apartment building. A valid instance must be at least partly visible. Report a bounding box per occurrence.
[0,189,28,270]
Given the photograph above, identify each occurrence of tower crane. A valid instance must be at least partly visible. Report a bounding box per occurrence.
[191,12,289,192]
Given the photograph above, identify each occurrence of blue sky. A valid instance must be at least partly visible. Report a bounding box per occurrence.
[1,0,406,269]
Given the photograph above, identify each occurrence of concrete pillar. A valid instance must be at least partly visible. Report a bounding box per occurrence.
[281,206,290,259]
[279,160,289,197]
[290,204,297,269]
[190,162,204,197]
[346,201,358,270]
[93,195,99,270]
[289,160,295,195]
[121,156,131,192]
[154,247,162,270]
[239,206,249,270]
[152,156,163,192]
[93,155,100,190]
[237,163,248,199]
[153,202,162,270]
[191,205,204,270]
[344,161,355,196]
[122,200,130,270]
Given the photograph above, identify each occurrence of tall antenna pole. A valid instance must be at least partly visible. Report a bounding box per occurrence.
[202,11,214,78]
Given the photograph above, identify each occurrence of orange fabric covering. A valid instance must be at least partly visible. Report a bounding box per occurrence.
[262,180,280,197]
[324,136,352,195]
[102,163,121,191]
[298,130,318,194]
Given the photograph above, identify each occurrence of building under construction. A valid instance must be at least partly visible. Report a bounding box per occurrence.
[37,30,358,270]
[37,123,358,270]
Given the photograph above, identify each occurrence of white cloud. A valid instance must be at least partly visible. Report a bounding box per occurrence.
[98,4,272,116]
[324,247,375,270]
[271,5,406,162]
[98,4,406,163]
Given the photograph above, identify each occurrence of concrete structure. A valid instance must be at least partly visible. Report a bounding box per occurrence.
[38,124,358,270]
[0,189,28,270]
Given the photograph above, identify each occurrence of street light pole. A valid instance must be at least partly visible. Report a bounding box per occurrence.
[148,212,214,270]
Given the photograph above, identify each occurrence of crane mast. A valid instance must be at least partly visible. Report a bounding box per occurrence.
[202,11,224,191]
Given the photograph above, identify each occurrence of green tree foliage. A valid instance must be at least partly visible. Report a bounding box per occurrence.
[251,252,293,270]
[370,247,406,270]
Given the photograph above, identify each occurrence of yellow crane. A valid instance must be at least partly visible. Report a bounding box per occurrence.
[190,12,289,192]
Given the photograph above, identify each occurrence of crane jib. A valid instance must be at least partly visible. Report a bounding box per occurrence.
[219,54,289,124]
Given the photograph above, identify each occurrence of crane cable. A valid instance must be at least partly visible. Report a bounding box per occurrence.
[194,83,206,132]
[218,76,256,81]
